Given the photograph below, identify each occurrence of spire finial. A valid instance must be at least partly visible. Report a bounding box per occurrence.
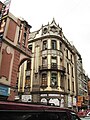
[53,17,55,22]
[42,24,43,28]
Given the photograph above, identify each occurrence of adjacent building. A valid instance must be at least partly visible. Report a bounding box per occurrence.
[0,1,32,101]
[74,47,89,110]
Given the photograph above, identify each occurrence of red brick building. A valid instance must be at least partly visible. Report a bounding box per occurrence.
[0,1,32,101]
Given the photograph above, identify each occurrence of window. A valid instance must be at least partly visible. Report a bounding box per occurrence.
[70,112,81,120]
[68,78,70,90]
[28,44,32,50]
[52,40,57,49]
[58,112,68,120]
[18,28,21,43]
[60,42,62,51]
[72,81,74,92]
[22,32,26,46]
[66,49,68,58]
[42,73,47,86]
[60,58,63,66]
[43,40,47,50]
[0,110,80,120]
[72,67,74,77]
[71,54,73,63]
[6,19,17,42]
[25,26,27,31]
[51,57,57,68]
[60,73,64,89]
[26,61,31,71]
[42,57,47,68]
[51,57,57,63]
[51,73,57,87]
[25,76,30,89]
[67,63,69,74]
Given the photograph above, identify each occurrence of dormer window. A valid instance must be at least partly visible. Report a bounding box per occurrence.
[43,28,48,34]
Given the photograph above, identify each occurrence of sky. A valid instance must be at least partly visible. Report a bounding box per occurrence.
[1,0,90,77]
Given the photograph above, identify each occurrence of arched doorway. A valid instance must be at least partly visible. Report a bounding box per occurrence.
[15,58,31,102]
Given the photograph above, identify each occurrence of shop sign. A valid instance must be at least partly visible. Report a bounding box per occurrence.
[73,97,76,106]
[15,96,20,100]
[49,98,59,106]
[0,0,11,44]
[22,95,32,102]
[0,85,9,96]
[40,94,47,97]
[60,98,64,108]
[77,101,81,107]
[48,94,60,97]
[41,98,47,103]
[78,96,83,102]
[68,96,72,107]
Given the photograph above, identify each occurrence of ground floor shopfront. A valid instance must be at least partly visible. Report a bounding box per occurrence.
[0,84,10,101]
[29,91,77,111]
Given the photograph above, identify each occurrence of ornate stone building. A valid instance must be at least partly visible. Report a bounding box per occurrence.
[20,18,77,109]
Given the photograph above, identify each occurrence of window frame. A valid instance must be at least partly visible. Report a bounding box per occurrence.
[51,40,57,49]
[51,72,58,87]
[43,40,47,50]
[41,73,47,87]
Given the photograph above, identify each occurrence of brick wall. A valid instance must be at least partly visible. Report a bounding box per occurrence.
[8,49,20,101]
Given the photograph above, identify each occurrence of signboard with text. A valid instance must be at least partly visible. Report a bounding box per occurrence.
[0,0,11,45]
[0,85,9,96]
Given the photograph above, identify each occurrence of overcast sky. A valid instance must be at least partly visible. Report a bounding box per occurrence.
[1,0,90,77]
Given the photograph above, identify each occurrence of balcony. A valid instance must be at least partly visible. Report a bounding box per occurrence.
[42,49,63,58]
[39,64,66,72]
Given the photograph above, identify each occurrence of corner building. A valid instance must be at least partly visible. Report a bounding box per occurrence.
[28,19,77,109]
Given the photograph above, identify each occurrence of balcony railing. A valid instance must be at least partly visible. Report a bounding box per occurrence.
[39,64,66,72]
[42,49,63,58]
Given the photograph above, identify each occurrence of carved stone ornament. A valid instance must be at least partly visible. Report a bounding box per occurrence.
[50,25,58,33]
[6,46,11,54]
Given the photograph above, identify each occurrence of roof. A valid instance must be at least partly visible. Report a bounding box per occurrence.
[0,101,75,112]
